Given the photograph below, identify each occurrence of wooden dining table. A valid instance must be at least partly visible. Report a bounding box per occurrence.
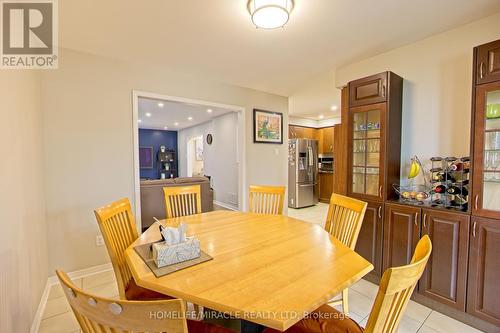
[125,210,373,332]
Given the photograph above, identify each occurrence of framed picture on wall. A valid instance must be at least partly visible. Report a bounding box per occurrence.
[253,109,283,144]
[139,146,153,169]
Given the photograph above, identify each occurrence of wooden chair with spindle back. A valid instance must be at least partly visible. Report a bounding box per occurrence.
[263,235,432,333]
[56,270,235,333]
[248,185,286,215]
[325,193,368,315]
[164,185,202,219]
[94,198,168,301]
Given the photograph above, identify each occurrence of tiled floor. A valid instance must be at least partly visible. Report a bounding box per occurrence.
[39,204,483,333]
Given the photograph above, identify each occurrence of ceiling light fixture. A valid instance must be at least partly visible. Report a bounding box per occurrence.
[247,0,294,29]
[174,122,179,126]
[138,119,142,123]
[207,109,213,113]
[164,126,168,130]
[319,115,324,119]
[188,117,193,121]
[331,105,338,111]
[158,102,164,108]
[145,112,152,117]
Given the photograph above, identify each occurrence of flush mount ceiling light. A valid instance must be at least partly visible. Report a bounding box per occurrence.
[247,0,294,29]
[158,102,164,108]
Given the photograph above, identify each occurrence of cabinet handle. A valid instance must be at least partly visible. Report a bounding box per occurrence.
[414,212,418,227]
[479,62,485,79]
[382,85,386,98]
[378,206,382,219]
[423,213,427,229]
[474,195,479,210]
[473,221,477,238]
[379,185,383,198]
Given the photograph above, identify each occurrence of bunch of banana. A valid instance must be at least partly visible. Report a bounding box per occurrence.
[408,157,421,179]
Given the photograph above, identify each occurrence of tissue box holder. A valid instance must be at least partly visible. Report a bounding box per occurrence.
[153,237,201,268]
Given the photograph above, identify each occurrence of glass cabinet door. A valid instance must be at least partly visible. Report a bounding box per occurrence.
[350,104,385,199]
[473,83,500,218]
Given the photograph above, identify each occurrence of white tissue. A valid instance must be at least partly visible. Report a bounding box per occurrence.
[161,223,188,246]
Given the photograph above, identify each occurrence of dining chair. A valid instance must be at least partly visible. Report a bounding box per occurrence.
[164,185,202,219]
[94,198,168,301]
[248,185,286,215]
[263,235,432,333]
[325,193,368,315]
[55,270,235,333]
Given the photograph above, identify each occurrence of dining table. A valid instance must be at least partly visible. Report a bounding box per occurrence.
[125,210,373,332]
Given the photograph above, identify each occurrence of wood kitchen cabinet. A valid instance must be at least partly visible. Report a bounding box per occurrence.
[383,203,421,271]
[355,200,384,281]
[475,39,500,85]
[467,217,500,326]
[471,80,500,220]
[347,72,402,202]
[289,125,316,140]
[349,72,388,107]
[419,209,470,311]
[318,172,333,203]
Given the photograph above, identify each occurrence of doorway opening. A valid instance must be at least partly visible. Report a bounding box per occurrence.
[132,91,246,231]
[187,136,204,177]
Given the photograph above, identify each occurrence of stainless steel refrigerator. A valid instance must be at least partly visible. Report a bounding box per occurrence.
[288,138,319,208]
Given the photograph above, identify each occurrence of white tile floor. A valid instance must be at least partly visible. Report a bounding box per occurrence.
[39,204,483,333]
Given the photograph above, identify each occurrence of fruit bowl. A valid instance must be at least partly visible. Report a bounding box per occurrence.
[393,184,431,203]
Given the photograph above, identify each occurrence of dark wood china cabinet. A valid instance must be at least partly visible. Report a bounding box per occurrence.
[347,72,403,202]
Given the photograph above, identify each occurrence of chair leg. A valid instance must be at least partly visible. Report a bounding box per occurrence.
[342,288,349,315]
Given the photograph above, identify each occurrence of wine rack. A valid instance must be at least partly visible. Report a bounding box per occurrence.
[429,156,470,212]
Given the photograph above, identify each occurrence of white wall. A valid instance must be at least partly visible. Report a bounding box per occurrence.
[179,113,239,208]
[335,13,500,179]
[41,49,288,272]
[0,71,48,332]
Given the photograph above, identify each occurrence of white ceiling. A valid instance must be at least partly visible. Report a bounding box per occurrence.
[138,98,233,131]
[59,1,500,96]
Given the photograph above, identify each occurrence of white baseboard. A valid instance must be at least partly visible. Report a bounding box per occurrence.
[31,262,113,332]
[30,279,51,333]
[213,200,238,211]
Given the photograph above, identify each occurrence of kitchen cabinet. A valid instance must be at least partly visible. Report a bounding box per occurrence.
[355,200,384,280]
[347,72,403,202]
[475,39,500,85]
[349,72,388,107]
[467,217,500,326]
[289,125,316,140]
[471,80,500,220]
[316,127,334,154]
[333,88,348,196]
[318,172,333,203]
[419,209,470,311]
[382,203,421,271]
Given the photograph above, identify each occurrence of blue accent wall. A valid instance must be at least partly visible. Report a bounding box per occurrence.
[139,129,178,179]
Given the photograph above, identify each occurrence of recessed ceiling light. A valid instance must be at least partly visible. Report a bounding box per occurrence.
[164,126,168,130]
[319,115,324,119]
[145,112,152,117]
[138,119,142,123]
[174,122,179,126]
[331,105,338,111]
[207,109,213,113]
[158,102,164,108]
[188,117,193,121]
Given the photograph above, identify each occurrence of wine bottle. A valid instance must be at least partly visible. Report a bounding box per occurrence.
[449,162,463,171]
[447,186,469,196]
[432,172,456,182]
[433,185,447,193]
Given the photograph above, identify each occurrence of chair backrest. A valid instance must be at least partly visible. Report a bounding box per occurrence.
[364,235,432,333]
[248,185,286,215]
[56,270,188,333]
[324,193,367,249]
[94,198,138,299]
[163,185,202,219]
